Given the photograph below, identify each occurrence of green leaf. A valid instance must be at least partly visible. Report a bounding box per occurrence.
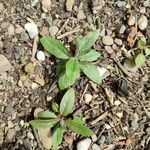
[29,119,59,129]
[76,29,100,54]
[144,48,150,56]
[52,102,59,113]
[78,49,101,61]
[65,117,94,136]
[138,37,146,50]
[80,62,102,84]
[135,53,146,67]
[58,73,74,90]
[40,37,70,59]
[52,125,65,150]
[66,57,80,82]
[38,111,57,119]
[59,88,75,116]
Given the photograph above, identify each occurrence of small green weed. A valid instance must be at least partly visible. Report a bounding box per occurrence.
[29,88,94,150]
[135,37,150,67]
[40,29,102,90]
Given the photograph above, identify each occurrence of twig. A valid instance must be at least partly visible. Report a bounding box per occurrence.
[56,19,70,36]
[33,128,44,150]
[113,58,133,78]
[48,80,58,93]
[57,27,81,39]
[80,84,89,102]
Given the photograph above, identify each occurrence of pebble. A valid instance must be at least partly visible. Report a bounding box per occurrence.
[6,128,15,140]
[97,67,110,79]
[36,51,46,61]
[77,10,86,20]
[105,46,114,54]
[119,25,126,34]
[31,82,38,89]
[25,23,38,39]
[21,32,29,41]
[98,135,106,144]
[0,55,12,74]
[45,16,53,26]
[87,16,93,25]
[100,28,105,37]
[117,1,126,7]
[42,0,51,12]
[0,3,4,12]
[114,100,121,106]
[139,7,146,14]
[77,138,92,150]
[4,106,15,115]
[66,0,74,12]
[31,0,39,6]
[1,22,10,29]
[84,93,93,103]
[49,26,58,37]
[143,0,150,7]
[27,132,34,140]
[102,36,114,45]
[7,121,14,129]
[15,25,24,34]
[114,38,122,46]
[138,15,148,30]
[8,24,15,37]
[128,15,136,26]
[92,144,100,150]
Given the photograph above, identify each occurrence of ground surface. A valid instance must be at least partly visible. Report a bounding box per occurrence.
[0,0,150,150]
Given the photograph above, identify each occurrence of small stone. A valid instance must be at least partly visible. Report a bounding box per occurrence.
[31,82,38,89]
[114,100,121,106]
[128,15,136,26]
[7,121,14,129]
[77,138,92,150]
[66,0,74,12]
[92,144,100,150]
[42,0,51,12]
[117,1,126,7]
[20,120,25,127]
[27,132,34,140]
[105,46,114,54]
[138,15,148,30]
[116,112,123,118]
[119,25,126,34]
[0,3,5,12]
[49,26,58,37]
[143,0,150,7]
[114,38,122,46]
[21,32,29,41]
[8,24,15,37]
[87,16,93,25]
[97,67,110,79]
[45,16,53,26]
[98,135,106,144]
[1,22,10,29]
[31,0,39,6]
[84,93,93,103]
[102,36,114,45]
[91,134,97,142]
[7,128,15,140]
[100,28,105,37]
[34,75,45,86]
[25,23,38,39]
[0,54,12,74]
[4,106,15,115]
[36,51,45,61]
[15,25,24,34]
[77,10,86,20]
[139,7,146,14]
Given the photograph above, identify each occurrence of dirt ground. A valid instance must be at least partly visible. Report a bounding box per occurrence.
[0,0,150,150]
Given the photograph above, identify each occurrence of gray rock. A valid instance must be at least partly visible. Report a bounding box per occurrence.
[36,51,45,61]
[25,23,38,39]
[77,138,92,150]
[0,55,12,74]
[138,15,148,30]
[45,16,53,26]
[87,16,93,24]
[6,128,15,140]
[119,25,126,34]
[104,46,114,54]
[143,0,150,7]
[117,1,126,7]
[0,3,5,12]
[23,139,31,149]
[92,144,101,150]
[4,106,16,115]
[139,7,146,14]
[49,26,58,37]
[84,93,93,103]
[98,135,106,144]
[114,38,122,46]
[102,36,114,45]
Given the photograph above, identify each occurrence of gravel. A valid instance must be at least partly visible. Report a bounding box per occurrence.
[36,51,46,61]
[77,138,92,150]
[102,36,114,45]
[49,26,59,37]
[138,15,148,30]
[84,93,93,103]
[119,25,126,34]
[128,15,136,26]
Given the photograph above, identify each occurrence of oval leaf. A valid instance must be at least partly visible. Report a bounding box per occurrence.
[65,117,94,136]
[52,125,65,150]
[78,49,101,61]
[66,57,80,82]
[138,37,146,50]
[38,111,57,119]
[59,88,75,116]
[76,29,100,54]
[135,53,146,67]
[52,102,59,113]
[40,37,70,59]
[80,62,102,84]
[29,119,59,129]
[144,48,150,56]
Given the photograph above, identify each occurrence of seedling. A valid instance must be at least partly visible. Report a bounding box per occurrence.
[135,37,150,67]
[29,88,94,150]
[40,29,102,90]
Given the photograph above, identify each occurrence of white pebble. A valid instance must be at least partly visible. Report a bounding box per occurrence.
[31,82,38,89]
[143,0,150,7]
[102,36,114,45]
[138,15,148,30]
[77,138,92,150]
[119,25,126,34]
[97,67,110,79]
[25,23,38,39]
[128,15,135,26]
[36,51,45,61]
[114,100,121,106]
[139,7,146,14]
[92,143,100,150]
[84,93,93,103]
